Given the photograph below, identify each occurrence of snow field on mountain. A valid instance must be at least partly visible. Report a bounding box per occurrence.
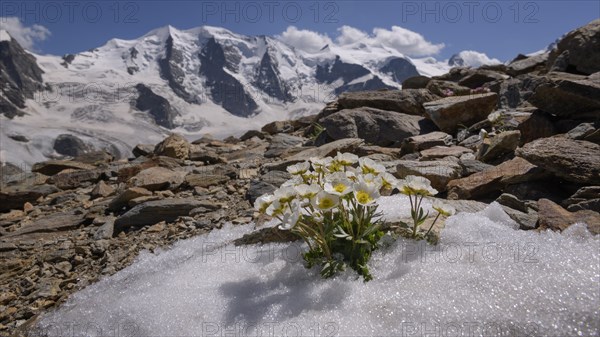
[35,196,600,337]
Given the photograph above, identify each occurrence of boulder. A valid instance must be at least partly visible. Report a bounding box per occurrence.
[154,134,190,160]
[132,144,154,158]
[547,19,600,75]
[420,146,472,160]
[477,130,521,164]
[189,146,227,164]
[457,70,509,89]
[31,160,95,176]
[423,93,498,134]
[401,131,453,154]
[53,134,94,157]
[0,184,59,213]
[515,111,556,145]
[401,76,431,89]
[107,187,153,212]
[396,159,462,191]
[447,157,548,200]
[129,167,186,191]
[516,137,600,185]
[320,107,435,147]
[48,169,105,190]
[262,120,293,134]
[336,89,437,116]
[90,181,115,199]
[425,80,471,97]
[264,134,305,158]
[528,73,600,119]
[537,198,600,235]
[114,199,216,229]
[3,212,84,237]
[506,53,549,76]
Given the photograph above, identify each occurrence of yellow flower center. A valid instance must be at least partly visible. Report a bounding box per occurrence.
[356,191,372,204]
[319,198,334,209]
[334,183,347,193]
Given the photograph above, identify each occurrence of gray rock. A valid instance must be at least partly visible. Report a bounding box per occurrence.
[108,187,153,212]
[401,131,453,154]
[31,160,96,176]
[336,89,436,116]
[567,123,596,140]
[547,19,600,75]
[90,181,115,199]
[93,217,115,240]
[53,134,94,157]
[423,93,498,134]
[396,159,462,191]
[129,167,186,191]
[4,212,84,237]
[0,184,59,213]
[264,134,305,158]
[477,130,521,164]
[420,146,472,160]
[114,199,213,229]
[506,53,549,76]
[528,73,600,119]
[49,169,105,190]
[154,133,190,160]
[132,144,154,158]
[320,107,435,147]
[516,137,600,185]
[459,159,494,176]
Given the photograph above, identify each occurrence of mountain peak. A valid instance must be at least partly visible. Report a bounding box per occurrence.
[0,29,12,42]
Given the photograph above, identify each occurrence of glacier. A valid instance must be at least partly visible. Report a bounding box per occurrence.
[33,195,600,337]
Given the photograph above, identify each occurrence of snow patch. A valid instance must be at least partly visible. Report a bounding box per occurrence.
[35,196,600,336]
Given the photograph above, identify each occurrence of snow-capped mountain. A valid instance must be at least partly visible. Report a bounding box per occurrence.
[0,25,495,167]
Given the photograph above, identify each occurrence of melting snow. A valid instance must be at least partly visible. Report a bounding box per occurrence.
[34,196,600,337]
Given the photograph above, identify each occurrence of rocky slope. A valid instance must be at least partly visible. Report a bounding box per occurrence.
[1,19,599,335]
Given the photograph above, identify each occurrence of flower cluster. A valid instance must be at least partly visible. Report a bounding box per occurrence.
[254,153,455,280]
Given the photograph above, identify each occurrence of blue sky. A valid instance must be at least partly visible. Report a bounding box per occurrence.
[1,1,598,61]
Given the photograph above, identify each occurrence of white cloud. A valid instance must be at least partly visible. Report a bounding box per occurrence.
[0,17,50,50]
[336,26,368,45]
[277,26,332,53]
[371,26,444,56]
[278,25,444,57]
[452,50,502,67]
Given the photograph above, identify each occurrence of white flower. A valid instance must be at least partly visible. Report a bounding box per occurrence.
[287,161,310,175]
[379,172,399,190]
[279,200,301,230]
[334,152,359,166]
[311,191,340,211]
[397,175,438,196]
[353,181,380,205]
[274,186,297,203]
[359,157,386,175]
[324,174,354,196]
[357,173,383,189]
[294,184,321,199]
[310,157,333,173]
[479,129,489,140]
[487,111,502,123]
[266,200,287,217]
[432,201,456,216]
[254,194,275,214]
